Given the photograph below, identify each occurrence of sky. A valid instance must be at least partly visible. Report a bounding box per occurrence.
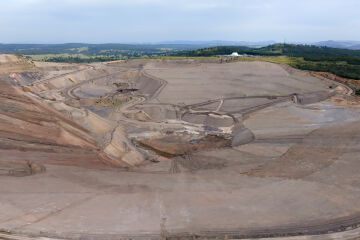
[0,0,359,43]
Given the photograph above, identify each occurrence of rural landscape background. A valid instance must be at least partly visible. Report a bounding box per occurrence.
[2,0,360,240]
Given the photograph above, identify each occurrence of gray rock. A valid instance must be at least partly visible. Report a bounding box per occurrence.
[231,127,255,147]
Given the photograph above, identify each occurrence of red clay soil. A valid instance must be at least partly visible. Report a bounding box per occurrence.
[311,71,360,90]
[0,78,106,167]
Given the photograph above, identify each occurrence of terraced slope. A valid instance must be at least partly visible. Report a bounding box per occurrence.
[0,59,106,173]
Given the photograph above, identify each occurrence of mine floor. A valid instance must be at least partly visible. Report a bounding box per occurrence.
[1,55,360,239]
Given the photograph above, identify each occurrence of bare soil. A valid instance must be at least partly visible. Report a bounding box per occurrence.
[1,55,360,239]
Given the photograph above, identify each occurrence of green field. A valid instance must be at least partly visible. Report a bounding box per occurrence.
[0,43,206,63]
[3,43,360,80]
[25,53,89,61]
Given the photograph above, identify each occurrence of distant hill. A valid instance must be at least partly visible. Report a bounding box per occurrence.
[2,42,360,80]
[176,43,360,57]
[156,40,276,47]
[0,41,276,56]
[0,43,203,56]
[313,40,360,50]
[260,43,360,56]
[175,44,360,80]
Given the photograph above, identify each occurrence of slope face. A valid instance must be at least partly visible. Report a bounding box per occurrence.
[0,54,35,73]
[0,58,105,170]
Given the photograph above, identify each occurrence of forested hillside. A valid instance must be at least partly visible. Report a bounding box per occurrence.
[176,44,360,80]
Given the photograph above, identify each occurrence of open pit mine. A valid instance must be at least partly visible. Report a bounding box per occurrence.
[1,54,360,240]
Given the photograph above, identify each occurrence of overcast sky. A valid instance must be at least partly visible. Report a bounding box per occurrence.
[0,0,359,43]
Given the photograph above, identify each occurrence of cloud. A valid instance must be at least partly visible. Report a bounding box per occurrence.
[0,0,359,43]
[1,0,231,12]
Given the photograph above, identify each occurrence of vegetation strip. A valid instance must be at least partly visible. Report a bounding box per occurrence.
[175,44,360,80]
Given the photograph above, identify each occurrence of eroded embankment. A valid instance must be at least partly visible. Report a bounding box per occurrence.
[0,77,108,170]
[137,133,232,158]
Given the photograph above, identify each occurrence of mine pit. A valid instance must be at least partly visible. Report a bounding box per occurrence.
[2,55,360,239]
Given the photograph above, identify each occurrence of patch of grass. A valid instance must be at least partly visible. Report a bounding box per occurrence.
[94,97,129,107]
[356,89,360,95]
[25,53,87,61]
[113,82,128,88]
[25,54,127,63]
[234,55,296,65]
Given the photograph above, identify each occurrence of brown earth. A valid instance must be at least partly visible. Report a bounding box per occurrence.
[0,54,35,73]
[0,65,106,169]
[2,55,360,239]
[311,71,360,92]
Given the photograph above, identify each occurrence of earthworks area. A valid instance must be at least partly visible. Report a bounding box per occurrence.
[1,54,360,239]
